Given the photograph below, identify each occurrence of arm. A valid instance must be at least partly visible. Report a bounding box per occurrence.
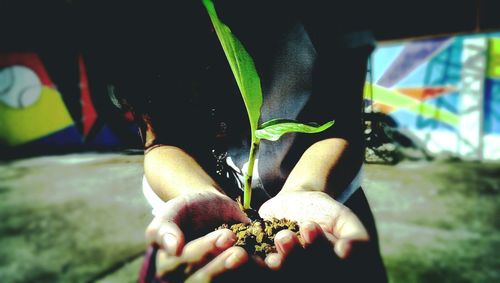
[281,137,361,198]
[142,113,224,201]
[141,119,248,259]
[140,119,253,281]
[258,139,369,271]
[144,145,224,201]
[258,44,372,271]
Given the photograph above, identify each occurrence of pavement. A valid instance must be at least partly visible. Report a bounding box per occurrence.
[0,153,149,283]
[0,152,499,283]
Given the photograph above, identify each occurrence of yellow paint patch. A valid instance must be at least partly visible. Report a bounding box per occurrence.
[487,38,500,78]
[0,86,74,146]
[364,83,459,126]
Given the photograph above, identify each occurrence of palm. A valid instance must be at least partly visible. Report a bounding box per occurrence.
[157,192,249,239]
[258,191,367,240]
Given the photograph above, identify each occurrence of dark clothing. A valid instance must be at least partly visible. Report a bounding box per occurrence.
[100,0,375,207]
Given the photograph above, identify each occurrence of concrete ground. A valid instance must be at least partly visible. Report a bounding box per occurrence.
[364,161,500,283]
[0,152,499,283]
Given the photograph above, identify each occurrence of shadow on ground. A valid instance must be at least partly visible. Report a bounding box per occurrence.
[0,153,499,282]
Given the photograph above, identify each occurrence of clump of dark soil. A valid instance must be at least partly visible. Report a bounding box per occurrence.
[218,208,300,258]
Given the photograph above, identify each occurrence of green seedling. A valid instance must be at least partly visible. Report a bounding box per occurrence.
[203,0,334,210]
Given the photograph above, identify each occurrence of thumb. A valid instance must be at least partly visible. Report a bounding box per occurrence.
[145,198,187,256]
[334,238,355,259]
[333,207,369,242]
[332,208,370,259]
[257,198,277,220]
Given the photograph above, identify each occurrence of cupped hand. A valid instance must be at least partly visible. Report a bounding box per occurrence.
[152,228,250,282]
[144,191,255,282]
[258,191,369,270]
[146,191,250,257]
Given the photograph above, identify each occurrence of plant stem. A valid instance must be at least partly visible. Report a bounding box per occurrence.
[243,138,260,209]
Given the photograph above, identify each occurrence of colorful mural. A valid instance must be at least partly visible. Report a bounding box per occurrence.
[0,52,141,157]
[366,32,500,160]
[3,32,500,161]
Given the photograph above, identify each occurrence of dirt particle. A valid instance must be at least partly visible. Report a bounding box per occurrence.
[218,217,300,258]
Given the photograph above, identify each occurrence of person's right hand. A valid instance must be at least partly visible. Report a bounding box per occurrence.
[145,191,251,281]
[146,191,249,256]
[153,228,251,283]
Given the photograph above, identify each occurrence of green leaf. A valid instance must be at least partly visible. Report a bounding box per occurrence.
[256,119,335,141]
[202,0,262,133]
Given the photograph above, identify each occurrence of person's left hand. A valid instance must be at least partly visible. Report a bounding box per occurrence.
[258,191,369,272]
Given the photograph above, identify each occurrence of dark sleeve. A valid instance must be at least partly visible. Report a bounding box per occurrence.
[299,45,372,143]
[298,0,375,146]
[289,19,374,180]
[277,44,372,192]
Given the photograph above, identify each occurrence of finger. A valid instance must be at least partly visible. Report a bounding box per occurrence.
[186,247,248,283]
[155,249,184,278]
[145,197,190,256]
[329,207,370,259]
[264,253,283,271]
[334,238,353,259]
[300,221,340,247]
[299,221,326,246]
[334,237,371,259]
[274,229,301,257]
[333,206,369,242]
[182,229,236,264]
[156,229,236,277]
[299,221,336,263]
[146,217,185,256]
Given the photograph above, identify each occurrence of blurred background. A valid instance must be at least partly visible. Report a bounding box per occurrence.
[1,0,499,282]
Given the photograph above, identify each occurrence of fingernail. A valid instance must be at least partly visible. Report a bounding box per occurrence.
[225,251,242,269]
[301,222,317,243]
[334,239,351,259]
[277,233,292,244]
[266,255,281,269]
[215,232,233,249]
[163,233,178,256]
[276,233,293,252]
[276,233,295,254]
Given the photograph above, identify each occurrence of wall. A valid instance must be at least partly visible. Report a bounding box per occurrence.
[3,32,500,161]
[366,32,500,160]
[0,52,141,157]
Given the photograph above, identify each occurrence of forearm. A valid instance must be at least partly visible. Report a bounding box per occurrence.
[144,145,224,202]
[281,138,362,198]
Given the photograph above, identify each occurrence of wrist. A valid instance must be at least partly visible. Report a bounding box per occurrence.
[280,182,334,198]
[279,184,309,194]
[170,184,228,201]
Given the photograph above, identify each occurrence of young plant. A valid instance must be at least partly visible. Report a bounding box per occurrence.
[203,0,334,210]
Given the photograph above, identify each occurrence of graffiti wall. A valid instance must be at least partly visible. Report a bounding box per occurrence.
[0,52,141,158]
[3,32,500,161]
[366,32,500,161]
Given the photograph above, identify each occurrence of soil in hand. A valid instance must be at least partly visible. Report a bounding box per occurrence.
[218,210,300,258]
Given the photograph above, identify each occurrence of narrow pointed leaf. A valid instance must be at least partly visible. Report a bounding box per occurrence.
[256,119,335,141]
[202,0,262,133]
